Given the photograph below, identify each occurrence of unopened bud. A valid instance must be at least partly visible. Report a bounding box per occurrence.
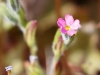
[25,20,37,47]
[5,66,12,71]
[24,20,38,54]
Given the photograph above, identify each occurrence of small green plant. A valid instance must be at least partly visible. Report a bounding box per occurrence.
[0,0,82,75]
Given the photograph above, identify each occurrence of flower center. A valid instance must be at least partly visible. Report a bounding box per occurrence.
[65,26,70,30]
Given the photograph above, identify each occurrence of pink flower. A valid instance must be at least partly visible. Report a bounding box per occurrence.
[57,14,81,36]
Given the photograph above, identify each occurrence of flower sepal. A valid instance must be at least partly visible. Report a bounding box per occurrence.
[52,28,76,58]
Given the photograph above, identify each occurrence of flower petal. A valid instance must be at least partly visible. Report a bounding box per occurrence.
[60,27,67,34]
[71,19,81,30]
[65,14,74,25]
[67,30,76,36]
[57,18,66,27]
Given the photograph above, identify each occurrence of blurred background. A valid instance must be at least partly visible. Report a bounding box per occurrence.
[0,0,100,75]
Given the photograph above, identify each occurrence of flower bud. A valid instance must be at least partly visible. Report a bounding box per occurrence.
[24,20,38,54]
[5,66,12,71]
[5,66,12,75]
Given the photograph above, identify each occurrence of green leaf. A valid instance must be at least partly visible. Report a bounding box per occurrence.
[52,29,64,57]
[18,6,27,27]
[0,3,18,23]
[7,0,19,12]
[7,0,27,27]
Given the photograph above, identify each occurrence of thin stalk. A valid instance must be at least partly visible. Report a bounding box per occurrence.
[49,54,60,75]
[7,70,11,75]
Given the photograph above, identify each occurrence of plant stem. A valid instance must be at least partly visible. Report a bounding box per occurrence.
[49,56,60,75]
[7,70,11,75]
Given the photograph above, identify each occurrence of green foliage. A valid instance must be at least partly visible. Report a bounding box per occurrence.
[7,0,19,12]
[0,0,26,29]
[0,2,18,23]
[18,6,27,27]
[27,61,45,75]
